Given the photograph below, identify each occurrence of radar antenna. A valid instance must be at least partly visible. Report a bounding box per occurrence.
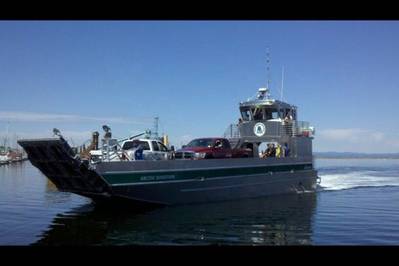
[266,47,271,91]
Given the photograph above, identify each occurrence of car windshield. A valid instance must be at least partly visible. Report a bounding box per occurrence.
[186,139,214,148]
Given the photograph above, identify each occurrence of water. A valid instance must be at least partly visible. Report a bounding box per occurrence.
[1,159,399,245]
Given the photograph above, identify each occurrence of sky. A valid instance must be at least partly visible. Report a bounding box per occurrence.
[0,21,399,153]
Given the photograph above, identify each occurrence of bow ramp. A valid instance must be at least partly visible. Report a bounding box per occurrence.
[18,137,112,199]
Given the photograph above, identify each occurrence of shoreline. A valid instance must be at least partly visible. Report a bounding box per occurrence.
[314,157,399,160]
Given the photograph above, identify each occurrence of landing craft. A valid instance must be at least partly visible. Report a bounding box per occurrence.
[18,85,318,206]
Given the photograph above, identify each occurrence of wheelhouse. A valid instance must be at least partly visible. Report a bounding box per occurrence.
[239,88,297,122]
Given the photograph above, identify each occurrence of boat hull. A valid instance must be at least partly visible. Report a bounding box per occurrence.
[95,157,317,205]
[18,137,318,206]
[108,169,317,205]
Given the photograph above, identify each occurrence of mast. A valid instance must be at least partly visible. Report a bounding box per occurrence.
[4,121,9,150]
[153,117,159,139]
[266,47,271,91]
[280,66,284,101]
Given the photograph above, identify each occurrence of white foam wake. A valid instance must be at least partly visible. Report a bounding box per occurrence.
[318,170,399,191]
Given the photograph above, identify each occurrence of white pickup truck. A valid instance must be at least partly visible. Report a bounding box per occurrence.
[89,138,172,162]
[121,138,171,161]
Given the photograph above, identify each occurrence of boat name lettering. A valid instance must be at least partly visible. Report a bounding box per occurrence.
[140,175,176,181]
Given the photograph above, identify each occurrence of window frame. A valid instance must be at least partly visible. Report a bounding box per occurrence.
[151,141,160,151]
[157,142,168,152]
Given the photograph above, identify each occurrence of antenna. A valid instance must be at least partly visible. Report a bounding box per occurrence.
[13,132,17,150]
[153,117,159,139]
[266,47,271,91]
[280,66,284,101]
[5,121,9,149]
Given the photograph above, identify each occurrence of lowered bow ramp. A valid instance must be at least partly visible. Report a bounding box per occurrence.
[18,138,112,199]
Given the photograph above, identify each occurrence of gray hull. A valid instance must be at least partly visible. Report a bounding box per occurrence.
[18,137,318,206]
[110,169,317,205]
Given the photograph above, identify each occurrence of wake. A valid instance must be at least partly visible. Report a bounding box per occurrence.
[317,169,399,191]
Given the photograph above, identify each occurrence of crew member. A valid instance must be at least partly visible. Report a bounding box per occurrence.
[134,144,144,160]
[269,143,276,157]
[276,144,281,158]
[284,143,290,157]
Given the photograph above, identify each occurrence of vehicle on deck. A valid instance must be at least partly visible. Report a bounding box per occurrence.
[175,138,252,159]
[121,139,172,161]
[89,138,172,163]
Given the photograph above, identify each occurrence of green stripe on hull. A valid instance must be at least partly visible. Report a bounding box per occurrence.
[102,163,313,185]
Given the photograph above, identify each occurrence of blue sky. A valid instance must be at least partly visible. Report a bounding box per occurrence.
[0,21,399,152]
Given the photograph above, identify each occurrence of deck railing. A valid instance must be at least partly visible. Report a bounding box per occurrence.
[223,120,314,138]
[294,121,312,136]
[223,124,241,138]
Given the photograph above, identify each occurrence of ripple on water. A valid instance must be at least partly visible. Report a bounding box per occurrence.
[2,160,399,245]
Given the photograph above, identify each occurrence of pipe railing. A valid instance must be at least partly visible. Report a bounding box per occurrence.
[223,120,314,138]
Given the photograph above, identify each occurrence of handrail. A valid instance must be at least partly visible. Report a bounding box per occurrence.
[223,124,240,138]
[223,120,314,138]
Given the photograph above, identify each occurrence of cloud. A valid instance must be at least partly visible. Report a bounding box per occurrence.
[315,128,399,153]
[0,129,93,147]
[0,111,152,125]
[318,128,378,142]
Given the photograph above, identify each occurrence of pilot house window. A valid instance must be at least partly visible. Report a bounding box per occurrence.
[251,108,263,120]
[241,107,286,121]
[265,109,280,120]
[241,109,251,121]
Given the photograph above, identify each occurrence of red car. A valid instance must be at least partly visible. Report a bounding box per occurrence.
[175,138,251,159]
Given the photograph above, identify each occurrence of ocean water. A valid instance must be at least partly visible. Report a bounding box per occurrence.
[0,159,399,245]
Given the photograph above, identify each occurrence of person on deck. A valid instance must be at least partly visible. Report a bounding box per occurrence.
[262,144,271,158]
[269,144,276,157]
[284,143,290,157]
[276,144,281,158]
[134,144,144,160]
